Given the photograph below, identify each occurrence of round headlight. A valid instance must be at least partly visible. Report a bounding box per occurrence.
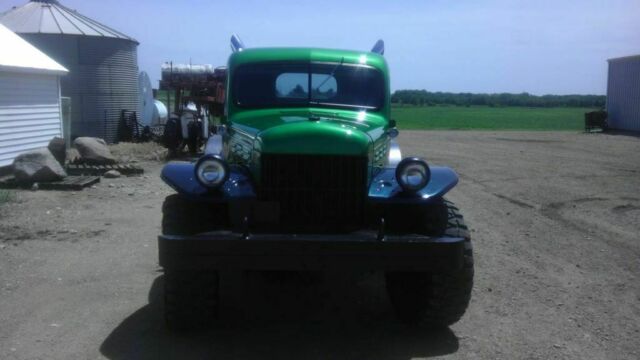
[195,155,228,188]
[396,157,431,192]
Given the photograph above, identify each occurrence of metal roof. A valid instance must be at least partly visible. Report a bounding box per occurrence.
[228,48,389,72]
[0,22,67,75]
[607,54,640,63]
[0,0,137,43]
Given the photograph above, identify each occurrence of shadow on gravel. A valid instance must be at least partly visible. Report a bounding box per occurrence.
[100,274,459,360]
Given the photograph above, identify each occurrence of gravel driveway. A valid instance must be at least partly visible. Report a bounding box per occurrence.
[1,131,639,359]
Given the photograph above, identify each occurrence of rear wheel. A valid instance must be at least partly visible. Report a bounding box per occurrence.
[385,199,474,326]
[162,117,181,155]
[162,194,225,331]
[186,121,200,154]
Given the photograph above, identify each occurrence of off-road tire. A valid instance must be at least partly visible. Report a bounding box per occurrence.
[385,199,474,327]
[162,118,181,153]
[186,121,200,154]
[162,194,223,331]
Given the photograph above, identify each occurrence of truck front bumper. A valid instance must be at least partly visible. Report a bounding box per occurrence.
[158,231,465,272]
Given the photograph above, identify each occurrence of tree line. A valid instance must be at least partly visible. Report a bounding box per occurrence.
[391,90,605,108]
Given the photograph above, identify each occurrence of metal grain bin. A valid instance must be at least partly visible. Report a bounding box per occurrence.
[607,55,640,132]
[0,0,140,143]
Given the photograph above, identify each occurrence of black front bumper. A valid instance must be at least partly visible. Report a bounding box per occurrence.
[159,231,465,272]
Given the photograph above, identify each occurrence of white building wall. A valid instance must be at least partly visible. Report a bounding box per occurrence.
[0,71,62,167]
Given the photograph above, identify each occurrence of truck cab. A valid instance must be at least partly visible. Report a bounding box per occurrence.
[224,47,392,232]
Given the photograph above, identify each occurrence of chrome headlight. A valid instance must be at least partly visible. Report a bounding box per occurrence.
[396,157,431,192]
[195,155,228,188]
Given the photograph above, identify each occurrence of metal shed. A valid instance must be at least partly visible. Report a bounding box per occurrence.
[607,55,640,132]
[0,23,68,167]
[0,0,140,143]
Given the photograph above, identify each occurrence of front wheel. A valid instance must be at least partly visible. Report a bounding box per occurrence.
[385,199,474,326]
[162,194,225,331]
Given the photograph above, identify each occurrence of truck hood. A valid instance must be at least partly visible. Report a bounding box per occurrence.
[230,109,386,156]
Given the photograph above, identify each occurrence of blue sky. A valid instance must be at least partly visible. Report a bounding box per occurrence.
[3,0,639,95]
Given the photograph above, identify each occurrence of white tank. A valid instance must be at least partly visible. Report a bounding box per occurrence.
[138,71,155,126]
[161,63,215,75]
[152,100,168,126]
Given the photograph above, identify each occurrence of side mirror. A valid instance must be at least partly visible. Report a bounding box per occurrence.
[387,119,399,138]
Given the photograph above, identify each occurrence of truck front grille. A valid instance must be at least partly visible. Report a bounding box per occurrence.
[260,154,368,232]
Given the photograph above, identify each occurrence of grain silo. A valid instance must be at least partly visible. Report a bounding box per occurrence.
[0,0,140,143]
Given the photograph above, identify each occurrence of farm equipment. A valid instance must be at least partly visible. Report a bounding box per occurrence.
[585,110,608,132]
[159,63,227,154]
[158,36,474,331]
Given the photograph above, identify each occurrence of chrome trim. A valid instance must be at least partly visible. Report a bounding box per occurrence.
[395,157,430,192]
[194,155,229,188]
[388,140,402,167]
[204,134,223,156]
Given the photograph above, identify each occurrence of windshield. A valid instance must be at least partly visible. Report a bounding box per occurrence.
[232,62,385,110]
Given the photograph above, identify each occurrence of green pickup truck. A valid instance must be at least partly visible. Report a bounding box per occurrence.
[159,36,473,330]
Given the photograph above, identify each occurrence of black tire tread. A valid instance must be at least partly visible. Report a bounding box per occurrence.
[386,199,474,326]
[161,194,222,331]
[423,199,473,325]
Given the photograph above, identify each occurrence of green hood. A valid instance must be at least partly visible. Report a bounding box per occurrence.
[257,121,370,156]
[230,109,386,156]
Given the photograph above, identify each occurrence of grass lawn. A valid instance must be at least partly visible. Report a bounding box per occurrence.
[155,92,594,131]
[392,105,596,130]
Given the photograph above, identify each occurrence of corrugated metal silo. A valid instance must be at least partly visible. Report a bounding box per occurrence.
[607,55,640,132]
[0,0,140,143]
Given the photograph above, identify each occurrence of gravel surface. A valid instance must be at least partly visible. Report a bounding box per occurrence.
[0,131,639,359]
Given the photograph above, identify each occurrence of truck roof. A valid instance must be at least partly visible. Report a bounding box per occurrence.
[228,47,388,72]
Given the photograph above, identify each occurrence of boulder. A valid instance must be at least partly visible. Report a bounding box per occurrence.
[103,170,121,179]
[13,148,67,183]
[73,137,116,165]
[48,137,66,166]
[66,148,80,163]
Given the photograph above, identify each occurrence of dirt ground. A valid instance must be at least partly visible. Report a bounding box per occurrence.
[1,131,639,360]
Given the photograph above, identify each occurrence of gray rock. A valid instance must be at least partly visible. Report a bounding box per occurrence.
[13,148,67,183]
[47,137,66,166]
[66,148,80,163]
[103,170,121,179]
[73,137,116,165]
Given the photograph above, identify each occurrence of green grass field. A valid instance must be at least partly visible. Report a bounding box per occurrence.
[156,90,593,131]
[392,105,595,130]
